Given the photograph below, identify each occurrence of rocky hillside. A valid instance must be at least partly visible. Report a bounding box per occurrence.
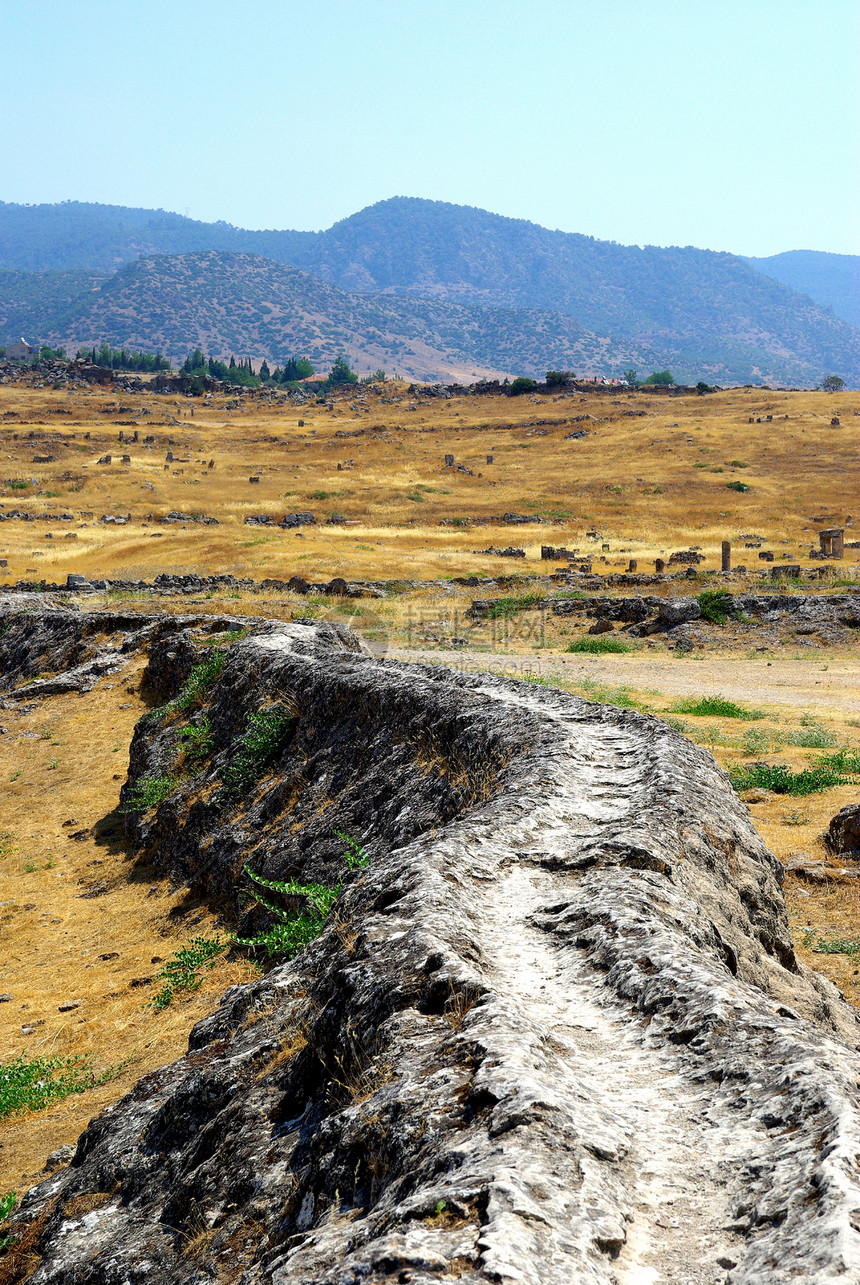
[1,199,858,386]
[2,604,859,1284]
[0,251,655,383]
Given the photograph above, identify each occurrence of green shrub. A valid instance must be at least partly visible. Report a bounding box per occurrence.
[0,1190,15,1250]
[122,774,181,812]
[729,762,854,796]
[697,590,734,625]
[222,705,296,796]
[672,694,764,720]
[726,480,750,493]
[150,936,226,1010]
[236,832,368,959]
[816,747,860,772]
[485,593,544,620]
[788,724,839,749]
[566,637,631,654]
[509,376,537,395]
[0,1052,119,1120]
[177,716,217,764]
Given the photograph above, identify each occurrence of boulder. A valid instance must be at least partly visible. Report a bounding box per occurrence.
[827,802,860,857]
[657,597,702,626]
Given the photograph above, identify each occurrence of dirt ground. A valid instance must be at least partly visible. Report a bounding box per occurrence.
[0,379,858,584]
[2,371,860,1207]
[0,658,257,1195]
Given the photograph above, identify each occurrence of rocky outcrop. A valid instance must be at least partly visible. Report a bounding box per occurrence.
[2,609,860,1284]
[827,802,860,859]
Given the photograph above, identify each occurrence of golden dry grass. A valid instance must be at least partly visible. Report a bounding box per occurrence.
[2,374,860,1205]
[0,380,857,583]
[0,663,256,1195]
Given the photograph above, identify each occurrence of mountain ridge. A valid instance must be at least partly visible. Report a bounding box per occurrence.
[0,198,857,385]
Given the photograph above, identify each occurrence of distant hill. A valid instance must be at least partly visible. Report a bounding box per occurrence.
[0,201,315,274]
[0,198,857,385]
[742,250,860,329]
[0,251,662,383]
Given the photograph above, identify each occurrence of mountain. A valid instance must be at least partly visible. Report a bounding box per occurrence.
[742,250,860,330]
[0,251,662,383]
[0,198,857,385]
[0,200,315,274]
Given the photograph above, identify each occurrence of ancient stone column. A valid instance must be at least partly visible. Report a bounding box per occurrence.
[628,559,638,572]
[655,558,665,573]
[721,540,731,572]
[445,454,454,467]
[487,455,494,464]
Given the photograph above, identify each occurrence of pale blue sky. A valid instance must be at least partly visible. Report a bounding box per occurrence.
[2,0,857,255]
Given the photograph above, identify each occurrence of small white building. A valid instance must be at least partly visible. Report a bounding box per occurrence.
[5,337,39,361]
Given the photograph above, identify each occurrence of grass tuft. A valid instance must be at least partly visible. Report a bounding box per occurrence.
[672,694,765,720]
[566,636,632,654]
[0,1052,121,1120]
[729,761,856,796]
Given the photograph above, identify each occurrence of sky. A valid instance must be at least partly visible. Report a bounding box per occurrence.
[2,0,857,256]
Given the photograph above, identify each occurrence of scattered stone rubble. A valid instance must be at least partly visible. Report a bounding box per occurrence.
[0,607,858,1284]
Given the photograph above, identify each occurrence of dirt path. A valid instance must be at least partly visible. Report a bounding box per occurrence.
[389,645,860,718]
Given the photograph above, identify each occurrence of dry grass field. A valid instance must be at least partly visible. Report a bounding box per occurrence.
[2,375,860,1206]
[0,379,858,584]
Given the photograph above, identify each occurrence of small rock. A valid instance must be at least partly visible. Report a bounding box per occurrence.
[43,1144,75,1172]
[58,1000,81,1012]
[741,788,776,804]
[0,993,12,1003]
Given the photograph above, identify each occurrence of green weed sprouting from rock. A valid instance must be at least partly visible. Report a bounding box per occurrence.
[150,936,226,1010]
[146,649,228,724]
[170,650,227,714]
[236,832,368,959]
[0,1052,121,1120]
[697,590,735,625]
[0,1191,16,1251]
[337,830,370,870]
[177,716,217,764]
[235,868,341,959]
[221,704,296,797]
[122,774,181,813]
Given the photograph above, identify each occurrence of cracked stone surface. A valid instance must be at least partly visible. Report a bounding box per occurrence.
[2,608,860,1284]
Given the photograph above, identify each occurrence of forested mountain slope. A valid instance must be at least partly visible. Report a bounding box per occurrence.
[0,251,651,383]
[743,249,860,329]
[0,199,857,385]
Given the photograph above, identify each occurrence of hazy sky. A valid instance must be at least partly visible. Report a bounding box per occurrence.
[2,0,857,255]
